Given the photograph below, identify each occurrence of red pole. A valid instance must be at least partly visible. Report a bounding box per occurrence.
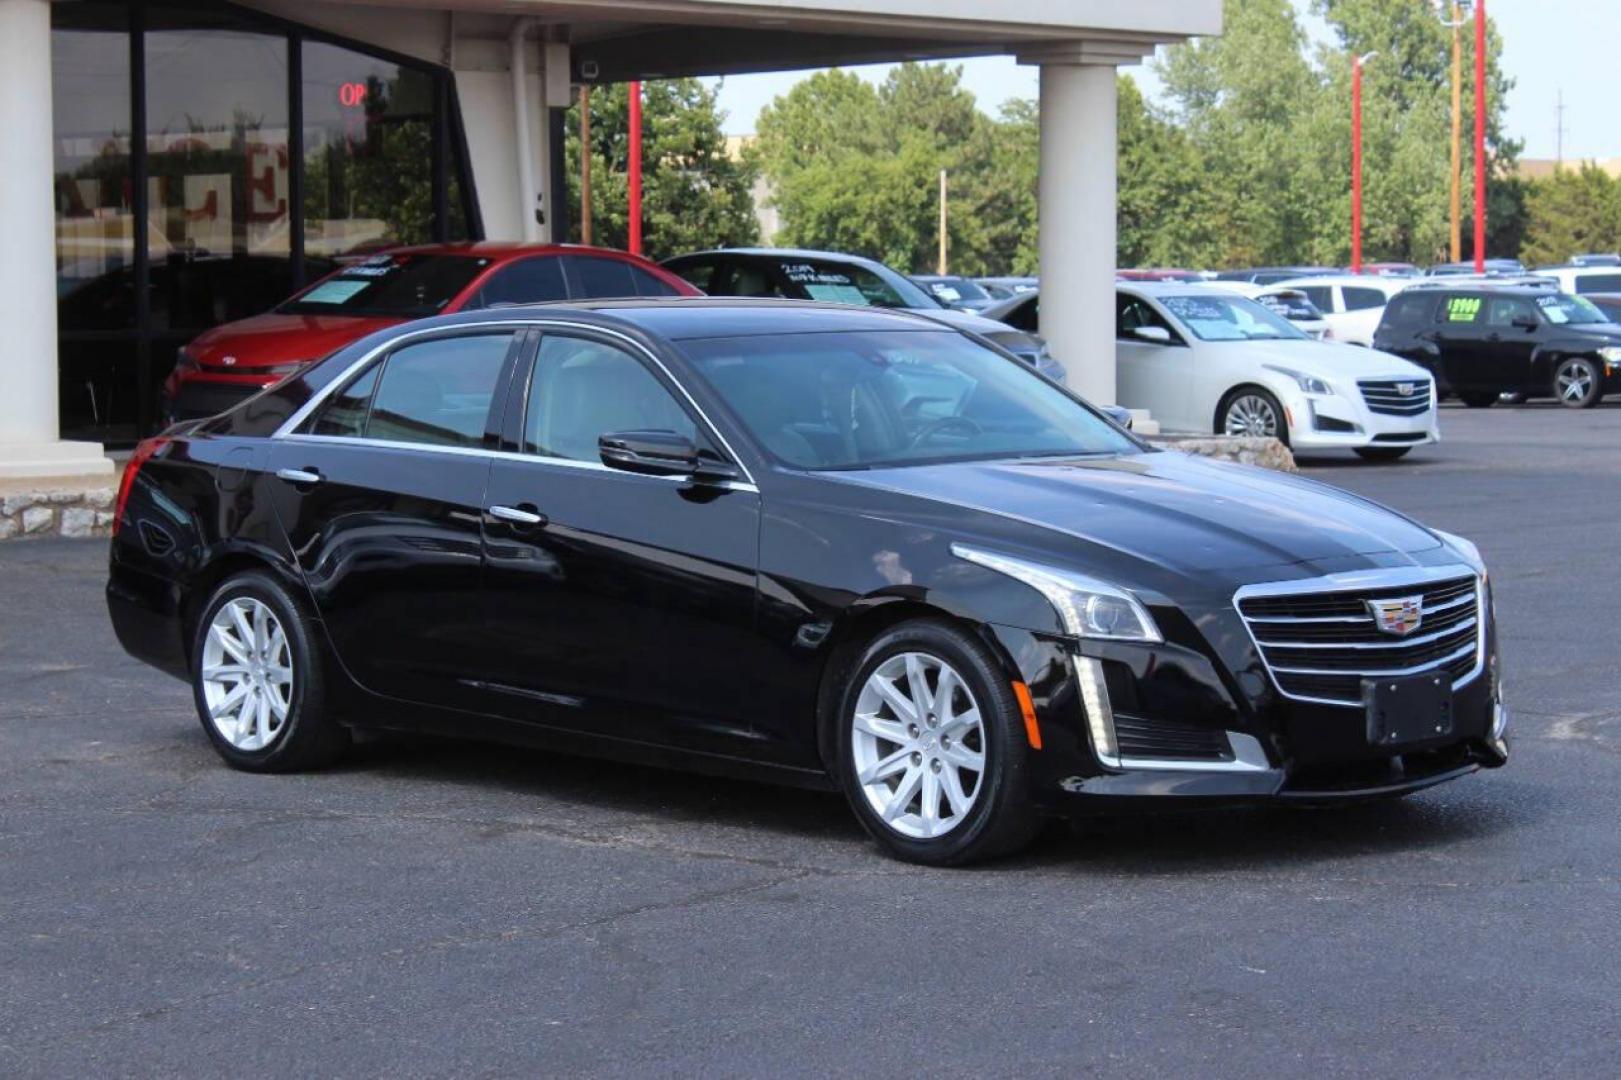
[628,80,643,255]
[1351,57,1364,274]
[1473,0,1487,272]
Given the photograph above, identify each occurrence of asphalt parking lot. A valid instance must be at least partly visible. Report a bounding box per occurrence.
[3,403,1619,1077]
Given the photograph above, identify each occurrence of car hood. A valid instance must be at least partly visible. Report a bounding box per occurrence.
[1559,322,1621,342]
[1228,338,1429,379]
[185,311,406,367]
[832,449,1442,577]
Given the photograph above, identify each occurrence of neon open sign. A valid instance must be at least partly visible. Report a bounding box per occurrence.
[338,82,368,108]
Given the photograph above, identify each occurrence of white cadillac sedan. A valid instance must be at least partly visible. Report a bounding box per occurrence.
[1116,283,1438,461]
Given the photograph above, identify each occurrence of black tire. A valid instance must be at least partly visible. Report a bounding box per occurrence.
[1458,391,1497,408]
[1216,386,1290,446]
[1353,446,1411,462]
[1553,357,1603,409]
[190,570,350,772]
[834,619,1039,866]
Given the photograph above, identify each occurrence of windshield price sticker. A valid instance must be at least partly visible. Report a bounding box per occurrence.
[1447,296,1482,322]
[300,280,371,305]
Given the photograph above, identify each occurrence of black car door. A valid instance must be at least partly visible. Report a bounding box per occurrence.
[265,327,526,708]
[473,327,769,758]
[1433,293,1491,393]
[1482,296,1542,392]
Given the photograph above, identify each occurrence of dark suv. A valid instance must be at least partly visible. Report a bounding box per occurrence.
[1372,284,1621,408]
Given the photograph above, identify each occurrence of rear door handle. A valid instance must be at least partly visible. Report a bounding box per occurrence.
[488,504,547,527]
[275,467,323,485]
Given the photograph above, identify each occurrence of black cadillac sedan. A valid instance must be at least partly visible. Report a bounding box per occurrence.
[107,300,1509,865]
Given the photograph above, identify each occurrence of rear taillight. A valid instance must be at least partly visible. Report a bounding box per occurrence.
[112,436,170,538]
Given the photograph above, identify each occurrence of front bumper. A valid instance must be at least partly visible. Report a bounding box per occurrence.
[994,601,1506,815]
[161,375,274,423]
[1286,386,1439,451]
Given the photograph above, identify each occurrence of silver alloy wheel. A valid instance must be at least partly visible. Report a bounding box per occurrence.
[201,597,293,752]
[1556,360,1594,403]
[851,652,986,840]
[1224,394,1280,437]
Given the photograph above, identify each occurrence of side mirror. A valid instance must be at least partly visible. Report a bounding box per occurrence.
[1132,325,1173,344]
[598,430,741,482]
[599,430,700,477]
[1512,314,1539,331]
[1100,405,1135,430]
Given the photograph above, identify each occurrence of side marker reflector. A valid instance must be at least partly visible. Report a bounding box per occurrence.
[1012,681,1042,749]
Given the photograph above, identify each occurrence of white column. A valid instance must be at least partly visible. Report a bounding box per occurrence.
[1037,60,1119,406]
[0,0,110,477]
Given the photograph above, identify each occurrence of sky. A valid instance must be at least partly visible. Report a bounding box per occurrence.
[707,0,1614,164]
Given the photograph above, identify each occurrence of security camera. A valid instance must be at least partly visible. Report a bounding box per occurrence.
[580,59,600,81]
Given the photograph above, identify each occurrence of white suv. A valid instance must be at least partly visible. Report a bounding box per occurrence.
[1116,283,1439,462]
[1267,275,1411,346]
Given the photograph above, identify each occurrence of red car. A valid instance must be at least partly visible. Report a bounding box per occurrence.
[161,243,700,422]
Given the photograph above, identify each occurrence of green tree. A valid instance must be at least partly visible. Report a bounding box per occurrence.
[1117,76,1222,268]
[564,79,759,260]
[1520,165,1621,267]
[757,63,1015,275]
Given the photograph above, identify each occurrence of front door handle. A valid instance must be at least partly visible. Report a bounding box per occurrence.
[275,467,323,485]
[488,504,547,527]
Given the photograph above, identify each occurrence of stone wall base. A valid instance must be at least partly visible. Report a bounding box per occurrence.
[0,478,120,539]
[1147,435,1297,472]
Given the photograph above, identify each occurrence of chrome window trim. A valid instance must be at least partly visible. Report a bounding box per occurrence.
[269,316,756,487]
[1233,564,1485,710]
[276,433,760,494]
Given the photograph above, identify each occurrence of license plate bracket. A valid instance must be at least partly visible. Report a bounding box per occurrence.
[1363,673,1454,749]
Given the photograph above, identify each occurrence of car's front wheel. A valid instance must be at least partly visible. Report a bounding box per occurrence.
[1554,357,1603,408]
[191,571,349,772]
[1219,387,1288,444]
[835,620,1038,865]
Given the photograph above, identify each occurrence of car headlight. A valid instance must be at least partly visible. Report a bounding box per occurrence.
[1599,346,1621,365]
[1263,365,1333,396]
[1431,528,1485,573]
[950,544,1163,643]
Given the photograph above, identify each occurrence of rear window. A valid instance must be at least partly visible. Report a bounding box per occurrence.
[281,254,489,317]
[1379,293,1436,329]
[1343,287,1388,311]
[1441,294,1484,323]
[1576,273,1621,294]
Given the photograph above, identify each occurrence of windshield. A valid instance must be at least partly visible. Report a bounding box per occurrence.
[1160,294,1309,341]
[773,259,941,310]
[1536,293,1609,325]
[280,254,489,317]
[926,278,989,303]
[680,330,1137,471]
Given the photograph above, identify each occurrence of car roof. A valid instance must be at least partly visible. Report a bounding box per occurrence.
[476,296,953,340]
[1119,281,1239,297]
[355,241,658,265]
[1277,274,1408,290]
[666,247,890,269]
[1403,280,1558,295]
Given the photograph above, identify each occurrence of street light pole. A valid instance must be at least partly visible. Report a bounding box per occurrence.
[1433,0,1470,264]
[1351,52,1376,274]
[1473,0,1488,272]
[628,80,643,256]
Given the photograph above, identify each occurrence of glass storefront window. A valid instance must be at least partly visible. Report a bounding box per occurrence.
[53,5,137,442]
[145,21,290,331]
[49,1,478,447]
[304,40,436,258]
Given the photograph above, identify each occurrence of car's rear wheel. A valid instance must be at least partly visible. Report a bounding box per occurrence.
[835,620,1038,866]
[1458,390,1497,408]
[1219,387,1288,444]
[192,571,349,772]
[1554,358,1603,408]
[1353,446,1412,462]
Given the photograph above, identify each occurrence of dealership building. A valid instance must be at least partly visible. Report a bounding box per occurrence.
[3,0,1219,479]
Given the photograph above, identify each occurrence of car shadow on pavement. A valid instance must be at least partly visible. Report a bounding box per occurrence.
[332,731,1530,873]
